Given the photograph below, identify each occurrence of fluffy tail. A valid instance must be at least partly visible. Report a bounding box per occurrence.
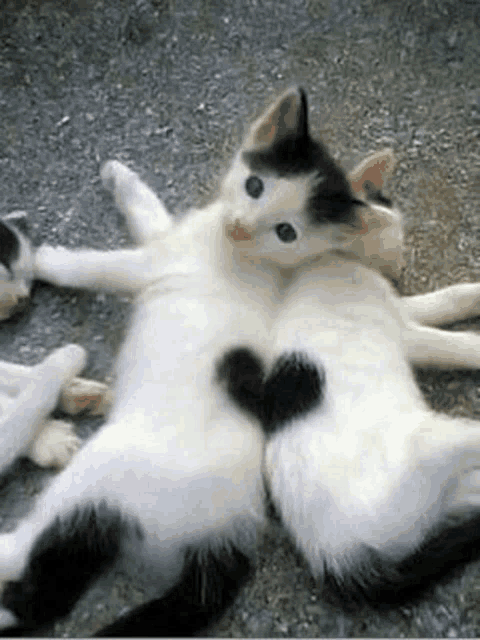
[94,546,253,637]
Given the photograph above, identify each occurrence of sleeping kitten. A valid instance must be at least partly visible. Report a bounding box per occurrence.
[0,211,34,321]
[1,87,479,637]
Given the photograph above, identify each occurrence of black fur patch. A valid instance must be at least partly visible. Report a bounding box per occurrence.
[215,347,265,419]
[262,352,325,434]
[0,501,133,636]
[94,545,253,637]
[242,88,362,227]
[216,347,325,436]
[0,221,20,276]
[323,509,480,612]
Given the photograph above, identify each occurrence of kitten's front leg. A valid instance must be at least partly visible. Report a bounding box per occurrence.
[402,283,480,326]
[101,160,173,245]
[35,245,156,294]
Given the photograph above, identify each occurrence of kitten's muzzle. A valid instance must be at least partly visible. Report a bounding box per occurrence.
[225,221,256,247]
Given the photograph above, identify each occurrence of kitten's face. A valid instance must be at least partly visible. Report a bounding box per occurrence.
[220,88,403,274]
[0,212,33,320]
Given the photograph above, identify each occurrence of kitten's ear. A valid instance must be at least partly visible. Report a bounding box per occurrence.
[3,210,29,237]
[348,149,395,198]
[244,87,309,151]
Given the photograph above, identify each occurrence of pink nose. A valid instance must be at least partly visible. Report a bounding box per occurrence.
[226,222,254,243]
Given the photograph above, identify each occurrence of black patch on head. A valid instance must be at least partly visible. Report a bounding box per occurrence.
[94,545,253,637]
[245,175,264,198]
[363,180,393,207]
[242,89,361,227]
[215,347,325,437]
[0,501,133,635]
[0,221,20,276]
[322,509,480,612]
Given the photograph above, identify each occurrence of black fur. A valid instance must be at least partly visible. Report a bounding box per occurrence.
[0,221,20,276]
[94,546,253,637]
[215,347,325,436]
[262,351,325,434]
[242,88,363,227]
[323,509,480,612]
[0,502,135,636]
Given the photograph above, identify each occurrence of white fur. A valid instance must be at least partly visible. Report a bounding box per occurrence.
[265,225,480,582]
[0,345,86,472]
[1,88,480,628]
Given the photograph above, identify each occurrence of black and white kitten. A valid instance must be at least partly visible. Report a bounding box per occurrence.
[1,87,480,637]
[223,138,480,607]
[0,211,33,321]
[0,87,382,637]
[0,214,112,472]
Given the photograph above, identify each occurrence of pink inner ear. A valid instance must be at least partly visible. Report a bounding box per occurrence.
[351,158,389,193]
[256,114,277,145]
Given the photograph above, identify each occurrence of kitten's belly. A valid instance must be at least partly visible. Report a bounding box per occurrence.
[110,287,271,420]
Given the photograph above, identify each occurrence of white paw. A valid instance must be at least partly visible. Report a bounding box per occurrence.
[0,607,18,630]
[59,377,113,416]
[101,160,130,194]
[27,419,81,469]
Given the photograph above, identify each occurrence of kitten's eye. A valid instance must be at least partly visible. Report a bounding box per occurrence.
[275,223,297,243]
[245,176,264,199]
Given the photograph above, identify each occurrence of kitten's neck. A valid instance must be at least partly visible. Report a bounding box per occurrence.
[181,200,293,306]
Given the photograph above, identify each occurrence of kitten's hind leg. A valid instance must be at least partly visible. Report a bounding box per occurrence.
[404,324,480,369]
[0,345,86,473]
[101,161,173,245]
[26,419,80,469]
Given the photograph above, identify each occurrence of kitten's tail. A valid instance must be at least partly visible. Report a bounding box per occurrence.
[94,546,253,638]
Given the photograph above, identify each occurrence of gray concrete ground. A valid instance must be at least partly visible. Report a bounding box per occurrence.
[0,0,479,636]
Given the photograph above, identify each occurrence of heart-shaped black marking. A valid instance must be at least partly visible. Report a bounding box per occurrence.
[215,347,325,436]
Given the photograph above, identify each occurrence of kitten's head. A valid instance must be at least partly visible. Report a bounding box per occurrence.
[220,87,404,277]
[0,211,33,320]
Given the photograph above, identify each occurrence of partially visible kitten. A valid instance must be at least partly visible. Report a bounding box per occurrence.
[0,345,86,472]
[223,144,480,608]
[0,212,112,471]
[0,348,113,472]
[0,211,34,321]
